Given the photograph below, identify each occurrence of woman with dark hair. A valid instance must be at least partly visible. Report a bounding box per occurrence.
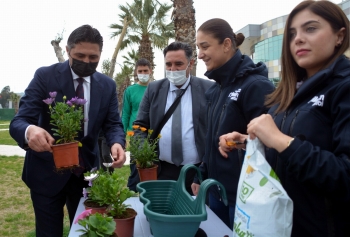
[191,18,274,229]
[219,1,350,236]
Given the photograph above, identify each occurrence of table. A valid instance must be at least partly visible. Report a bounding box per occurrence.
[69,197,232,237]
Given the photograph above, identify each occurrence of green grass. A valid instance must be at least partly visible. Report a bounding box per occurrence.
[0,121,17,145]
[0,151,131,236]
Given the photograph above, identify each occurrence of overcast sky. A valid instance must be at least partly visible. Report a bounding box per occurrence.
[1,0,341,93]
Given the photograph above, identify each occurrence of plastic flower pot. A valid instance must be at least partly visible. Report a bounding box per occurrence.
[52,141,79,169]
[136,164,228,237]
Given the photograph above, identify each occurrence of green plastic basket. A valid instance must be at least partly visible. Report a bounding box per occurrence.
[136,164,228,237]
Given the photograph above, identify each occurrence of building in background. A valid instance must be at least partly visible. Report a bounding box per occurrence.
[237,0,350,85]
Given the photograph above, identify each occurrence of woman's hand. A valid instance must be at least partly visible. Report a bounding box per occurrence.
[218,132,248,158]
[247,114,292,152]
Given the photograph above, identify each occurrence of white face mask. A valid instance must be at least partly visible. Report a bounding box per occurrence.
[137,74,150,83]
[166,63,190,86]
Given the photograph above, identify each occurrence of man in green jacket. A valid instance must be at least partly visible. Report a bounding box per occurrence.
[122,58,152,191]
[122,58,152,132]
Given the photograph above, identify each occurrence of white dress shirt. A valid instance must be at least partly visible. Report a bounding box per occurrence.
[71,69,90,136]
[158,76,200,165]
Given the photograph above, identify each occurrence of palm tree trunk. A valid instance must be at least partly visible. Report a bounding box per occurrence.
[172,0,197,76]
[109,17,130,78]
[138,34,154,78]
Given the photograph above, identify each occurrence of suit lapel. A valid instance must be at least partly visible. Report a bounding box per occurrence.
[88,74,103,134]
[158,79,169,115]
[56,61,76,101]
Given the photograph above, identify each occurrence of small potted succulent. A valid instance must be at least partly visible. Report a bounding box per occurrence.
[83,168,137,237]
[74,209,117,237]
[43,91,86,169]
[126,125,160,181]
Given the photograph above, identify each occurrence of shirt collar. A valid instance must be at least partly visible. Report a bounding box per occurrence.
[169,75,191,92]
[70,67,91,84]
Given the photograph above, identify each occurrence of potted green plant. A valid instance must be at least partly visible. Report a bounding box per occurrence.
[126,125,160,181]
[83,168,137,237]
[43,91,86,169]
[74,209,117,237]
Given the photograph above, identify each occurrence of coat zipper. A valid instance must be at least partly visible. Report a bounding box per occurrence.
[289,109,299,135]
[216,104,226,136]
[274,111,287,173]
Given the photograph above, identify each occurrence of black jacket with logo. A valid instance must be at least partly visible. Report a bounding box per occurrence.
[195,50,275,206]
[267,55,350,237]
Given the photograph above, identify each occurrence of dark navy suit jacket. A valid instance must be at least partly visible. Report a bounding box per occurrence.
[10,61,125,197]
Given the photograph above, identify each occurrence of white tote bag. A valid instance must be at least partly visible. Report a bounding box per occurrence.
[233,138,293,237]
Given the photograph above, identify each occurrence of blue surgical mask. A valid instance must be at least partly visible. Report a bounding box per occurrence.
[166,63,190,86]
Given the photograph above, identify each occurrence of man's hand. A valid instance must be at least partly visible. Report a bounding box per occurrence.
[191,183,200,196]
[27,125,55,152]
[110,143,126,168]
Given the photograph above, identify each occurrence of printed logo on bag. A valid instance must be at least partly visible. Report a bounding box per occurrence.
[228,89,241,101]
[308,95,324,107]
[239,181,254,203]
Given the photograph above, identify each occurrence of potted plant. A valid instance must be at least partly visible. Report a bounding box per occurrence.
[43,91,86,169]
[126,125,160,181]
[74,209,117,237]
[83,168,137,237]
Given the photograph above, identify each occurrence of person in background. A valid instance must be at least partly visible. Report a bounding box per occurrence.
[219,1,350,236]
[9,25,125,237]
[191,18,274,229]
[132,41,214,194]
[123,58,152,191]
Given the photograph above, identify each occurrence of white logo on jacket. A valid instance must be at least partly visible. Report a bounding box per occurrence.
[228,89,241,101]
[308,95,324,107]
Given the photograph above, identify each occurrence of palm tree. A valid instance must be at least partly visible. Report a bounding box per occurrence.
[110,0,174,72]
[122,49,139,82]
[172,0,197,75]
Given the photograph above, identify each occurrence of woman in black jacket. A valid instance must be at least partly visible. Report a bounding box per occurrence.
[220,1,350,236]
[191,18,274,229]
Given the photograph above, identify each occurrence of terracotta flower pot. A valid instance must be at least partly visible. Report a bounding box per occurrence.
[114,208,137,237]
[137,164,158,182]
[52,141,79,169]
[83,199,108,214]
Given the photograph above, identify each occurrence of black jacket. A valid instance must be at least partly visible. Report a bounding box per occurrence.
[267,55,350,237]
[195,50,275,205]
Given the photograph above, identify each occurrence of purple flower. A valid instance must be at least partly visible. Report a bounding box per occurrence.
[70,97,79,105]
[43,98,54,105]
[77,98,87,106]
[88,180,93,187]
[91,167,97,172]
[49,91,57,98]
[66,100,73,106]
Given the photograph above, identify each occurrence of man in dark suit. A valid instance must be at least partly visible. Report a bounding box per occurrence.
[127,42,214,193]
[10,25,125,237]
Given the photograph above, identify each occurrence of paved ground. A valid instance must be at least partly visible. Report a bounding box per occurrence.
[0,144,130,165]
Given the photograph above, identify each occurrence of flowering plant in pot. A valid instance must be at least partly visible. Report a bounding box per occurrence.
[83,168,137,237]
[74,209,117,237]
[43,91,86,169]
[126,125,160,181]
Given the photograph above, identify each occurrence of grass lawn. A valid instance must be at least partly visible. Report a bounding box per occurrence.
[0,121,17,146]
[0,122,131,237]
[0,155,131,237]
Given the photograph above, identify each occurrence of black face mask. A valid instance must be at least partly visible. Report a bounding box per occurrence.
[71,58,98,77]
